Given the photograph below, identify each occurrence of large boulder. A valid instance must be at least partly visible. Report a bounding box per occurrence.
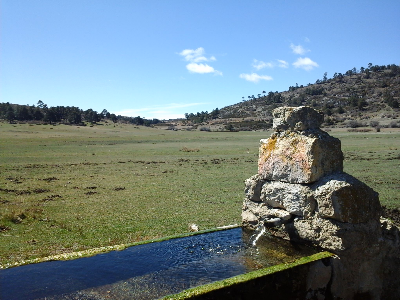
[312,173,381,223]
[258,130,343,183]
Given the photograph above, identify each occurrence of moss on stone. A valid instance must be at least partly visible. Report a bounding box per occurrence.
[162,251,334,300]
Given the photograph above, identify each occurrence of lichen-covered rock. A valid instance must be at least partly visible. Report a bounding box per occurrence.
[272,106,324,131]
[258,130,343,183]
[260,181,316,218]
[312,173,381,223]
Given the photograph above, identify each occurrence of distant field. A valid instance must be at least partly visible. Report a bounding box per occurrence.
[0,122,399,267]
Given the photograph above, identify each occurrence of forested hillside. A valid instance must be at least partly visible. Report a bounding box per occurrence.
[185,63,400,130]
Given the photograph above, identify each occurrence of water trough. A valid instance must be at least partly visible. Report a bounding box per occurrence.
[0,226,329,300]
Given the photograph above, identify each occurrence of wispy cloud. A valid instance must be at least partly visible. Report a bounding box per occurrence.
[252,59,288,70]
[179,47,210,62]
[239,73,273,83]
[252,59,274,70]
[114,103,205,120]
[292,57,319,71]
[277,59,289,68]
[290,43,309,55]
[179,47,222,75]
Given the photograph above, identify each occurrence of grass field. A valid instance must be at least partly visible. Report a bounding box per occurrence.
[1,122,399,267]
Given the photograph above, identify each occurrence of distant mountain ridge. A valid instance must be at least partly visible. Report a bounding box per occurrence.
[215,64,400,129]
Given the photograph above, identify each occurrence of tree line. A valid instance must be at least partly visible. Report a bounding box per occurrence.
[0,100,161,126]
[184,108,220,123]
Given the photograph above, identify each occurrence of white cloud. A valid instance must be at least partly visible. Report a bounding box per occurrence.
[290,43,309,55]
[252,59,274,70]
[186,63,222,75]
[179,47,221,75]
[114,103,205,120]
[179,47,216,63]
[277,59,289,68]
[179,47,208,62]
[292,57,319,71]
[239,73,273,83]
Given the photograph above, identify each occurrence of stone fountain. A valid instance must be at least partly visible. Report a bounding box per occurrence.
[242,106,400,299]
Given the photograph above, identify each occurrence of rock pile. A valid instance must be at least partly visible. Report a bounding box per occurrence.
[242,106,400,299]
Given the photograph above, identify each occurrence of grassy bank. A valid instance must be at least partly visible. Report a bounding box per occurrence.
[0,122,399,266]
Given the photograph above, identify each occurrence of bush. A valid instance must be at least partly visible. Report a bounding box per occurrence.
[370,121,380,128]
[347,120,365,128]
[180,147,199,152]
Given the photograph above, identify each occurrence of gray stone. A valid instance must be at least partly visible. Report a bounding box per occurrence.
[312,173,381,223]
[260,181,316,218]
[244,174,265,202]
[242,199,291,230]
[272,106,324,131]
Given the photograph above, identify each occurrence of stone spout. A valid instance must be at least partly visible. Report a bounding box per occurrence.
[264,217,283,227]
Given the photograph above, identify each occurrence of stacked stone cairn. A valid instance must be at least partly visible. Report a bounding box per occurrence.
[242,106,400,299]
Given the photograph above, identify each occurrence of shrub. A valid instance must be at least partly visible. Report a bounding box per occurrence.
[347,120,364,128]
[370,121,380,127]
[180,147,199,152]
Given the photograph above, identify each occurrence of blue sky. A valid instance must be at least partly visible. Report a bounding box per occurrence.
[1,1,399,120]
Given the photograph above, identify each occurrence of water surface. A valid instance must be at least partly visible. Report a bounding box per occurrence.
[0,228,317,300]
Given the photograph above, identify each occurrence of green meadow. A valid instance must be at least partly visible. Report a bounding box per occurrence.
[0,122,399,267]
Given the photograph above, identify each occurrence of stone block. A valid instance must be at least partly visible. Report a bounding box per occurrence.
[312,173,381,223]
[273,106,324,131]
[258,130,343,183]
[260,181,316,218]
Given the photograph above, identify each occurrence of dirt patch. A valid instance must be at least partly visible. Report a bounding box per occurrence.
[6,177,23,184]
[41,194,63,202]
[42,177,59,182]
[113,187,126,191]
[33,188,50,194]
[382,206,400,227]
[84,191,97,195]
